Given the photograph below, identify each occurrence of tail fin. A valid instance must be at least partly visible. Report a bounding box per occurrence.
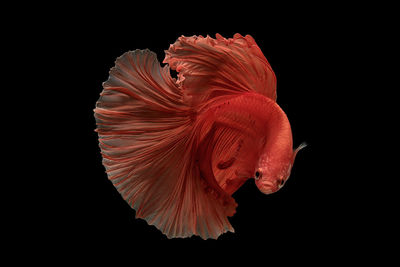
[94,50,234,239]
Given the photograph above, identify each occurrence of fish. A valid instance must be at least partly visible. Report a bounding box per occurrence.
[94,33,306,239]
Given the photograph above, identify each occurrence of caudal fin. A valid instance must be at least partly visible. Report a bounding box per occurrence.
[94,50,234,239]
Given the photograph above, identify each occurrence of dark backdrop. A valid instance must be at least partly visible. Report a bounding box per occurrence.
[43,9,359,260]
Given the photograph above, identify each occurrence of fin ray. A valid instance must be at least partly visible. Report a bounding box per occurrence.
[164,34,277,107]
[95,49,234,239]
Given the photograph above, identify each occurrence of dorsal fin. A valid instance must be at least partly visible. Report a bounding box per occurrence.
[163,33,277,107]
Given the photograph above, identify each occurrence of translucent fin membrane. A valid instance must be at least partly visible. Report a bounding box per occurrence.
[164,33,277,107]
[94,50,234,239]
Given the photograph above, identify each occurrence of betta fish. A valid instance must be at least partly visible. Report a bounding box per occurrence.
[94,33,306,239]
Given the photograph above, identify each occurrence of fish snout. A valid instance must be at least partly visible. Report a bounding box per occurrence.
[255,179,279,195]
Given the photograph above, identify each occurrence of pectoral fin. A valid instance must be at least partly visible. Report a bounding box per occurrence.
[217,157,236,169]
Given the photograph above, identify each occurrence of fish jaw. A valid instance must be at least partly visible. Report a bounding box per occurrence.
[255,179,279,194]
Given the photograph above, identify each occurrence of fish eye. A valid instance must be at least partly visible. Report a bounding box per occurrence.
[254,170,262,180]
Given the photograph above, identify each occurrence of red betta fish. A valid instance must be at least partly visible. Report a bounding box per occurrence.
[94,33,306,239]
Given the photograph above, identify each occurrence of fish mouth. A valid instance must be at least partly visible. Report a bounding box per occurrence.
[255,180,278,195]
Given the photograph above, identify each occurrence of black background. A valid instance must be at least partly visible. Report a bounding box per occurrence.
[31,6,369,261]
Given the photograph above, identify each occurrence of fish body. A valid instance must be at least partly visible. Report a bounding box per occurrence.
[94,34,305,239]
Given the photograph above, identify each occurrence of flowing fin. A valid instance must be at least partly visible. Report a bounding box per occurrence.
[210,124,259,195]
[164,33,277,107]
[293,142,308,162]
[196,123,239,217]
[94,50,234,239]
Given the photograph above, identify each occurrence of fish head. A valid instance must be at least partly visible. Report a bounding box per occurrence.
[254,162,293,194]
[254,142,307,195]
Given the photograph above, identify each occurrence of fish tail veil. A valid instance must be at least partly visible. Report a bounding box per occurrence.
[94,49,234,239]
